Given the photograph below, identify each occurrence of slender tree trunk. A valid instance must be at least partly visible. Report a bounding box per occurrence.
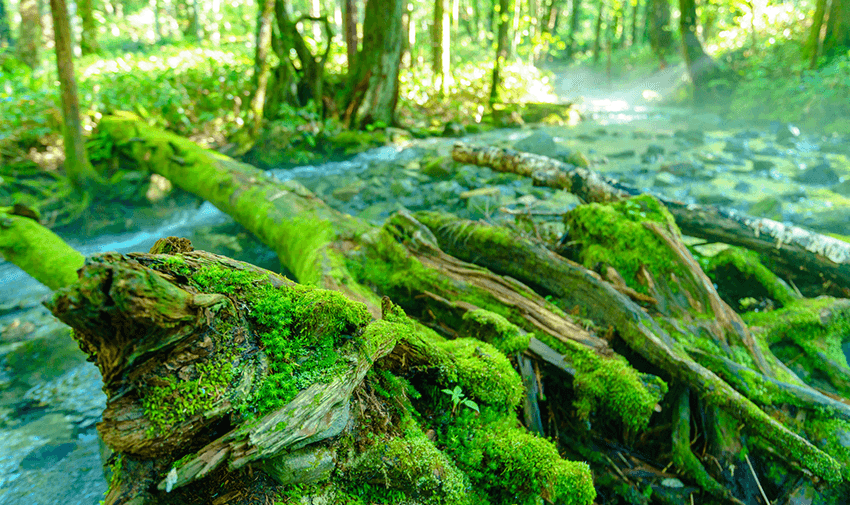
[433,0,451,95]
[79,0,99,54]
[489,0,511,105]
[452,0,460,31]
[823,0,850,58]
[50,0,97,188]
[648,0,671,67]
[0,0,11,47]
[679,0,722,103]
[248,0,275,140]
[18,0,41,68]
[188,0,201,41]
[630,0,639,46]
[510,0,520,57]
[343,0,357,70]
[592,0,604,63]
[567,0,581,58]
[343,0,404,128]
[805,0,827,69]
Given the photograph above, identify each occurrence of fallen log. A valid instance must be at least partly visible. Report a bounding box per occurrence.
[452,142,850,298]
[91,115,850,503]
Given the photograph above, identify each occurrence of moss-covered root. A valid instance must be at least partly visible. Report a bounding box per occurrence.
[345,423,471,504]
[0,208,84,290]
[671,388,743,504]
[703,246,799,311]
[447,411,596,505]
[744,297,850,398]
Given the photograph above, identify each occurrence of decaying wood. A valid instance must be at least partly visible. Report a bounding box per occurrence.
[452,142,850,297]
[90,116,850,504]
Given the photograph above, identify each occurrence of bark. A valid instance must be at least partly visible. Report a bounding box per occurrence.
[50,0,98,188]
[247,0,276,140]
[0,0,11,47]
[489,0,511,105]
[451,143,850,298]
[342,0,357,69]
[630,0,639,45]
[18,0,41,68]
[79,0,99,54]
[0,206,84,290]
[679,0,725,103]
[805,0,827,69]
[91,118,850,503]
[823,0,850,57]
[592,0,604,63]
[648,0,671,67]
[343,0,404,128]
[273,0,333,110]
[433,0,451,95]
[567,0,581,57]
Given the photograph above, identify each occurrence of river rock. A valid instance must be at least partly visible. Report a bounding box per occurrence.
[515,130,560,158]
[795,161,839,185]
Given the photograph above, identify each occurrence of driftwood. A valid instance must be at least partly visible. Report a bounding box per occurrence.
[452,142,850,298]
[71,115,850,504]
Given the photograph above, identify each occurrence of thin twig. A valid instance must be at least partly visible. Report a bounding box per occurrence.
[745,453,771,504]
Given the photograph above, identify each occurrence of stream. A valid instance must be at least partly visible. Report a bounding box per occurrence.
[1,92,848,504]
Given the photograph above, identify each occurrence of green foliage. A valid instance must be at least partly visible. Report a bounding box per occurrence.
[441,385,480,415]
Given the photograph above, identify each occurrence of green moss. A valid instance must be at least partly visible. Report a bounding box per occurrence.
[537,333,665,432]
[703,247,796,309]
[345,422,471,504]
[744,297,850,396]
[461,309,530,355]
[436,338,524,410]
[805,417,850,480]
[444,409,595,505]
[565,194,685,296]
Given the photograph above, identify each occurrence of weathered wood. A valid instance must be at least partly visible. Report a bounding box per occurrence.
[452,142,850,296]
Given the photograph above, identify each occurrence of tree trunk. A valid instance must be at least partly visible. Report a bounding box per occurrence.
[343,0,404,128]
[804,0,827,69]
[592,0,604,63]
[679,0,723,103]
[0,0,11,47]
[489,0,511,104]
[342,0,357,69]
[432,0,451,95]
[50,0,98,188]
[247,0,275,141]
[18,0,41,68]
[567,0,581,57]
[823,0,850,58]
[629,0,639,46]
[648,0,671,67]
[79,0,99,54]
[91,116,850,504]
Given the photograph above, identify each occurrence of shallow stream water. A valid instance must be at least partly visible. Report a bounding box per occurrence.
[1,91,848,504]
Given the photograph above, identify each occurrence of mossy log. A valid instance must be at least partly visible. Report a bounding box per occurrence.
[96,116,850,503]
[452,142,850,298]
[0,204,84,290]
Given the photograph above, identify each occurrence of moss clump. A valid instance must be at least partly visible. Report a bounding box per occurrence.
[702,246,797,311]
[537,333,666,432]
[444,409,596,505]
[436,338,525,410]
[345,422,471,504]
[181,263,372,417]
[461,309,531,355]
[804,417,850,480]
[565,194,684,295]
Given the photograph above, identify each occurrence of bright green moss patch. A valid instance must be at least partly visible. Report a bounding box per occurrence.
[702,246,797,310]
[744,297,850,396]
[444,409,596,505]
[565,194,684,295]
[537,333,666,432]
[804,417,850,480]
[461,309,531,355]
[184,263,373,417]
[436,338,524,410]
[345,422,471,504]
